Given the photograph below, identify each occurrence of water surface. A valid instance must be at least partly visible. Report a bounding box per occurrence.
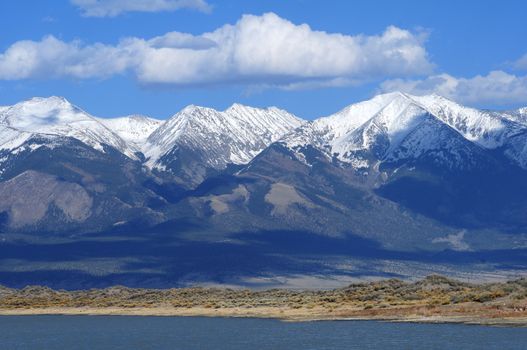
[0,315,525,349]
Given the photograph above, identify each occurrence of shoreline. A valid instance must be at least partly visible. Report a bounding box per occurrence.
[2,275,527,327]
[1,306,527,327]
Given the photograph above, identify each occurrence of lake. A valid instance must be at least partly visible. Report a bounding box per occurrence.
[0,315,525,349]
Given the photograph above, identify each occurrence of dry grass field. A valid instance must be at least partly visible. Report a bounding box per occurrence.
[1,276,527,325]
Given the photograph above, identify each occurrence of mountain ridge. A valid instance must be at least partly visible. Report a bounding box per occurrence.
[4,93,525,173]
[141,102,304,185]
[0,96,138,159]
[1,93,527,288]
[1,93,527,242]
[277,92,527,172]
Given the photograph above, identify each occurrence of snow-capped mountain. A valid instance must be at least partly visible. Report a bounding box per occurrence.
[408,95,516,148]
[280,92,527,171]
[503,107,527,126]
[2,93,527,258]
[143,103,304,181]
[2,94,526,176]
[0,97,137,159]
[0,97,304,186]
[97,115,163,151]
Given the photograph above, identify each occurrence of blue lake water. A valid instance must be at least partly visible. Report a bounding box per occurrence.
[0,315,526,349]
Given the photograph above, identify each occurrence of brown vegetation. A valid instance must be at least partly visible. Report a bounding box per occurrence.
[1,275,527,325]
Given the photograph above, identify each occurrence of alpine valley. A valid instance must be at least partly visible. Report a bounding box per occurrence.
[1,92,527,289]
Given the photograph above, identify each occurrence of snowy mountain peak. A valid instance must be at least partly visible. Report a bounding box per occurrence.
[312,92,413,141]
[0,96,93,132]
[180,104,210,113]
[0,96,136,158]
[225,102,249,112]
[143,103,304,172]
[28,95,69,103]
[21,95,71,107]
[225,103,297,119]
[410,94,522,149]
[314,93,442,166]
[97,114,163,150]
[126,114,156,122]
[282,92,527,170]
[315,91,520,150]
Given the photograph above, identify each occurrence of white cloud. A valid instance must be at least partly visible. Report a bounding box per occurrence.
[71,0,211,17]
[0,36,137,80]
[514,53,527,71]
[148,32,216,49]
[381,70,527,105]
[0,13,432,89]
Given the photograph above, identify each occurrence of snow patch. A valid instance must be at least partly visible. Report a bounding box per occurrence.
[432,230,471,251]
[97,114,163,151]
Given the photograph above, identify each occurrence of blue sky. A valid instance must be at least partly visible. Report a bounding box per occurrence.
[0,0,526,120]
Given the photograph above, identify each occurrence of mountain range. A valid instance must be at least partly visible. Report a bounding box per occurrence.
[1,92,527,288]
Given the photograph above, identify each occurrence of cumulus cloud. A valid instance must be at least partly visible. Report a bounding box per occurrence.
[0,36,137,79]
[137,14,433,86]
[0,13,432,88]
[71,0,212,17]
[381,70,527,105]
